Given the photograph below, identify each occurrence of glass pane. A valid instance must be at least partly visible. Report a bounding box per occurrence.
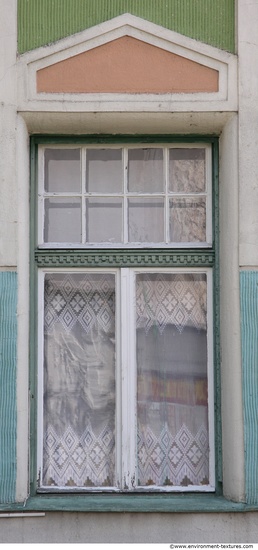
[44,198,81,243]
[43,273,116,488]
[128,149,163,193]
[169,148,206,193]
[169,197,206,243]
[136,272,209,488]
[86,149,122,193]
[86,198,123,243]
[128,198,164,243]
[44,149,81,193]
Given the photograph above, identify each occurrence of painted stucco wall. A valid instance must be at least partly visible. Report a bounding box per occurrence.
[0,0,18,504]
[238,0,258,506]
[1,511,258,543]
[17,0,235,54]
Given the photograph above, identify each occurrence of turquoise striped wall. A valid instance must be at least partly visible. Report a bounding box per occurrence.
[18,0,235,54]
[0,272,17,503]
[240,271,258,505]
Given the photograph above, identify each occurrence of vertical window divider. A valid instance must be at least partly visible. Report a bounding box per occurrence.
[165,147,169,244]
[124,149,128,244]
[206,145,213,246]
[121,268,137,490]
[207,268,216,489]
[115,269,122,489]
[81,147,86,244]
[38,147,45,246]
[37,269,45,486]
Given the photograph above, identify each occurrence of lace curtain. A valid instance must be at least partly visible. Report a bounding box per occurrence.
[136,273,209,487]
[42,271,209,489]
[43,273,116,487]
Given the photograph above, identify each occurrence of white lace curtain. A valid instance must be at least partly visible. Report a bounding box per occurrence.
[42,272,209,489]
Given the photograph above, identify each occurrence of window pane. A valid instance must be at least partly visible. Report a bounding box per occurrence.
[43,273,116,488]
[128,149,163,192]
[128,198,164,242]
[136,272,209,487]
[44,198,81,243]
[169,197,206,243]
[86,149,122,193]
[86,198,123,243]
[44,149,81,193]
[169,148,206,193]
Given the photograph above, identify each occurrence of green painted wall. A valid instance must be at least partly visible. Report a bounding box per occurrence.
[240,271,258,505]
[18,0,235,54]
[0,272,17,503]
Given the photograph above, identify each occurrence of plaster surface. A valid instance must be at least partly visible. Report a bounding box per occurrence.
[219,115,245,502]
[238,0,258,267]
[0,0,17,266]
[37,35,218,94]
[16,115,30,502]
[0,511,258,543]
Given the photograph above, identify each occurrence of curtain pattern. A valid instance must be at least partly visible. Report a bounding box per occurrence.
[42,271,209,489]
[43,273,116,487]
[136,273,209,487]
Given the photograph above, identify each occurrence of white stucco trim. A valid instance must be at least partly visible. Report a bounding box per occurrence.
[238,0,258,266]
[220,114,245,502]
[16,115,30,502]
[17,14,237,113]
[15,107,244,502]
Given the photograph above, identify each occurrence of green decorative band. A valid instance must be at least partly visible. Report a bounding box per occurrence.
[0,272,17,504]
[35,249,214,268]
[18,0,235,54]
[240,271,258,505]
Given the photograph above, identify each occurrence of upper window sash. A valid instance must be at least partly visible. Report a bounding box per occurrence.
[37,144,212,248]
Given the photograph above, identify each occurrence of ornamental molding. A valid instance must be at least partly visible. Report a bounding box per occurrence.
[17,14,237,114]
[35,249,214,268]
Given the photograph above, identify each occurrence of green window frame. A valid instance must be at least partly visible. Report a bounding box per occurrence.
[29,135,221,509]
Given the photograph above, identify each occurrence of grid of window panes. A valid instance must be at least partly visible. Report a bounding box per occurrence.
[36,140,216,493]
[39,145,212,246]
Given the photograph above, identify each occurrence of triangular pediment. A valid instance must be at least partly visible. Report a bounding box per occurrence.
[37,34,219,94]
[17,14,237,111]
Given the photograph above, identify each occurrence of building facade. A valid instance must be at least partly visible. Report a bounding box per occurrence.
[1,0,258,542]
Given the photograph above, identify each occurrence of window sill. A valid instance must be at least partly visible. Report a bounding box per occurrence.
[0,494,249,514]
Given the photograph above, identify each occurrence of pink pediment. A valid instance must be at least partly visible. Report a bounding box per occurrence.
[37,35,219,94]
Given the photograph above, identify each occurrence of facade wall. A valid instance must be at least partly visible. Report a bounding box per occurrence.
[18,0,235,54]
[1,0,258,542]
[0,512,257,544]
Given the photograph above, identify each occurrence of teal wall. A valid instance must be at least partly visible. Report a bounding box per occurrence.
[240,271,258,505]
[0,272,17,503]
[18,0,235,54]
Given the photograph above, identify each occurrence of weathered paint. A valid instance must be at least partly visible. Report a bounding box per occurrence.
[2,511,258,544]
[37,36,218,94]
[17,0,235,54]
[238,1,258,266]
[0,272,17,503]
[240,271,258,505]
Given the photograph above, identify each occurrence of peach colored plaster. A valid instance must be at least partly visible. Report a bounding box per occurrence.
[37,36,219,94]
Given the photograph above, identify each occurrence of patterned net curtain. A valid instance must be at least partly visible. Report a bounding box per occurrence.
[136,273,209,487]
[43,273,116,487]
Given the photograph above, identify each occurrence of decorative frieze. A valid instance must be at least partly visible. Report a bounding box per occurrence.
[35,249,214,268]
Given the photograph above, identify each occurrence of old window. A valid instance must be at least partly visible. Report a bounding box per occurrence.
[34,140,216,492]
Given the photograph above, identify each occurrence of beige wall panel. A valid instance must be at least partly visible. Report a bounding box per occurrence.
[0,0,17,266]
[37,36,219,94]
[1,511,258,543]
[238,0,258,266]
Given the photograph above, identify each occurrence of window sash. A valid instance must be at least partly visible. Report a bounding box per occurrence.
[37,267,215,493]
[37,144,212,248]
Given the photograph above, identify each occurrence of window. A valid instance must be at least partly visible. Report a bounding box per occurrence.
[33,138,217,493]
